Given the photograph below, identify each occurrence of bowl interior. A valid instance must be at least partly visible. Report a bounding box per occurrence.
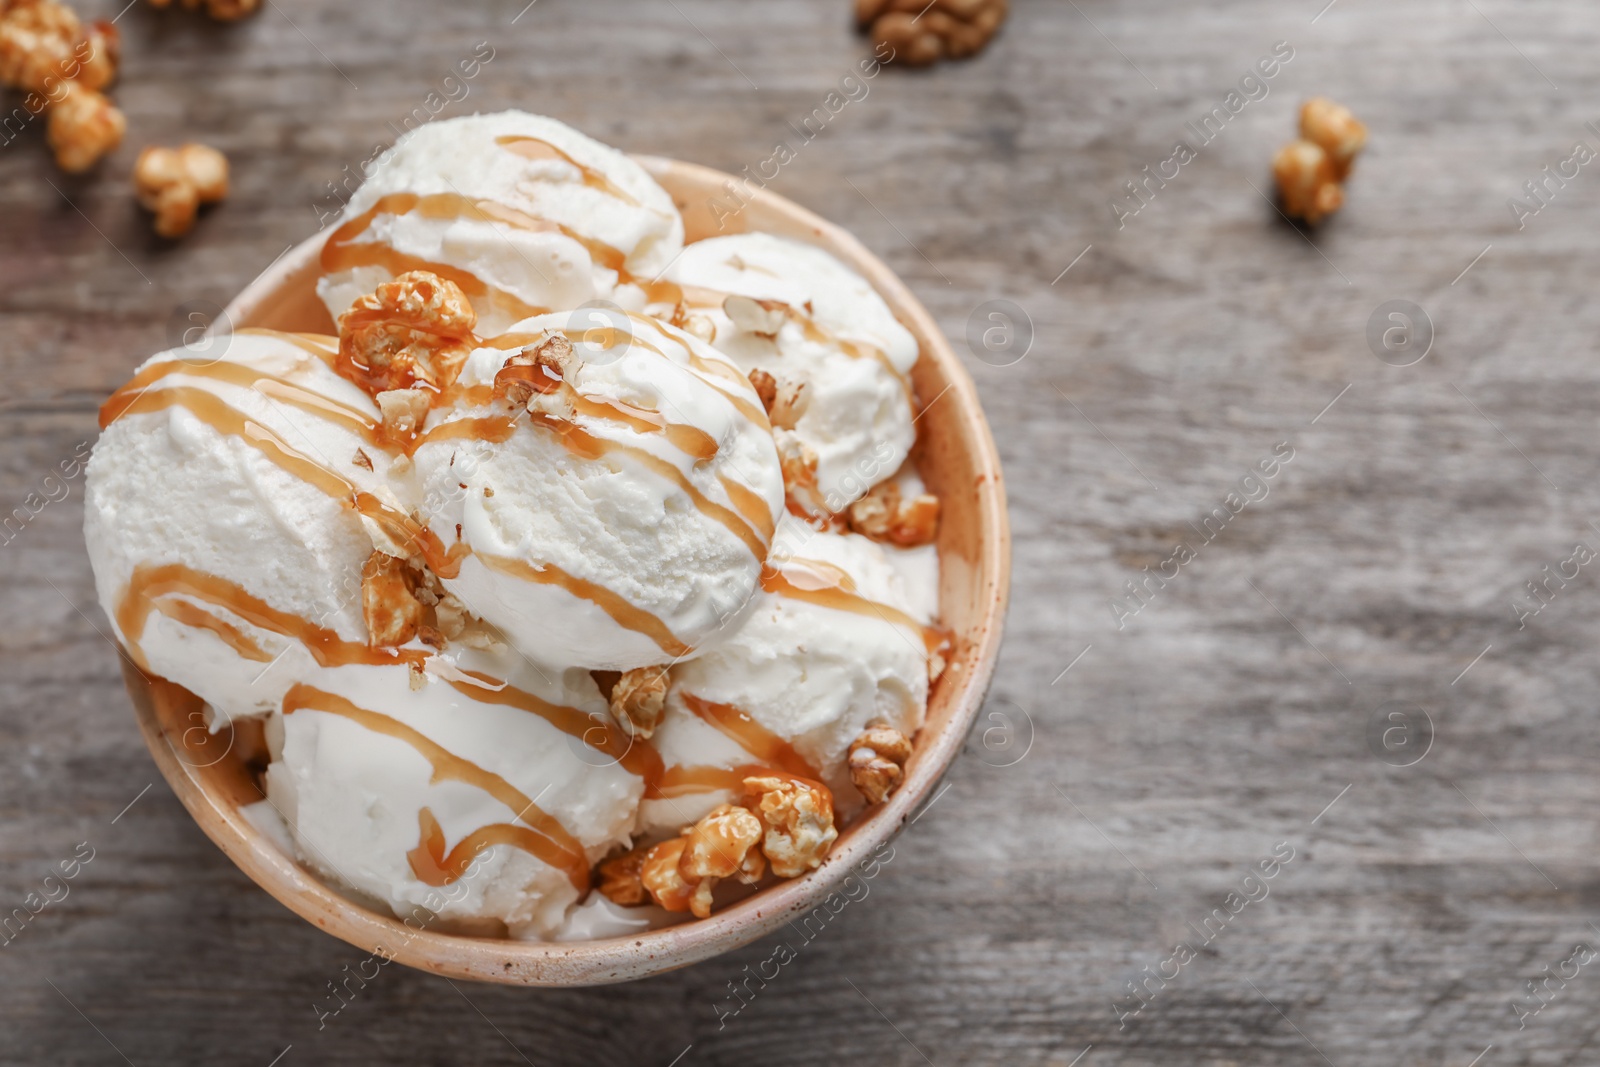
[125,156,1010,985]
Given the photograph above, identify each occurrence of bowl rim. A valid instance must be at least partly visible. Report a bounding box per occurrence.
[125,155,1012,985]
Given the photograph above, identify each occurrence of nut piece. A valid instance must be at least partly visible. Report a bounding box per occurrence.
[492,334,573,408]
[846,479,940,545]
[133,143,228,237]
[375,387,431,436]
[848,722,913,804]
[46,80,123,173]
[678,803,765,918]
[609,666,667,740]
[361,551,424,648]
[639,837,696,913]
[1272,140,1343,225]
[743,775,838,878]
[337,271,476,395]
[860,0,1008,67]
[1299,97,1366,181]
[596,845,650,907]
[723,294,788,338]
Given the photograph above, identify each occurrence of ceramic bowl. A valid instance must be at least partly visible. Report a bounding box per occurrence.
[119,156,1010,985]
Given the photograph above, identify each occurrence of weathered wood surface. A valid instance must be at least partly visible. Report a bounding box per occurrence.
[5,0,1600,1063]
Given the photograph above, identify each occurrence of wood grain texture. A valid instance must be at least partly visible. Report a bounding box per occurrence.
[3,0,1599,1063]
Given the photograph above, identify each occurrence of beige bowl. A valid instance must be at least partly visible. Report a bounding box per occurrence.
[120,156,1010,985]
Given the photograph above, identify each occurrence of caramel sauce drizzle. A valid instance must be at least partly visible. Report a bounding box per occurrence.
[101,384,466,578]
[475,553,692,658]
[718,474,777,547]
[101,353,390,449]
[320,194,551,322]
[283,684,589,891]
[678,693,817,779]
[118,563,423,670]
[151,598,273,663]
[761,561,944,653]
[527,415,766,559]
[444,672,665,786]
[652,764,822,800]
[407,807,577,889]
[494,135,643,207]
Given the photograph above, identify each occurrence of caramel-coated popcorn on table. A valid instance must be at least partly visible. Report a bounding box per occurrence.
[856,0,1008,67]
[0,0,124,172]
[1271,97,1366,224]
[132,143,230,237]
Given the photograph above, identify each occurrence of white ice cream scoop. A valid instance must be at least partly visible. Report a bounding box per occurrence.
[414,309,785,671]
[264,650,645,938]
[317,111,685,336]
[665,232,920,511]
[83,329,431,727]
[640,516,934,835]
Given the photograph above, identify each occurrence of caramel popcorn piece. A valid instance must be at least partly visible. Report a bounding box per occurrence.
[492,334,573,409]
[596,845,651,907]
[72,18,116,90]
[744,775,838,878]
[132,143,229,237]
[1299,97,1366,181]
[337,271,476,395]
[361,551,424,648]
[1,0,123,172]
[1272,140,1343,225]
[747,367,777,413]
[147,0,261,21]
[46,80,123,173]
[848,721,913,804]
[858,0,1008,67]
[678,803,765,918]
[846,479,939,545]
[746,368,808,430]
[775,429,819,498]
[639,836,695,913]
[609,666,667,740]
[0,0,80,93]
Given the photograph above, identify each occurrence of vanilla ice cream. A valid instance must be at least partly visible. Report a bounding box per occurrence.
[665,233,920,511]
[641,515,934,834]
[413,309,784,670]
[86,111,947,940]
[84,329,415,725]
[318,112,685,336]
[264,651,644,937]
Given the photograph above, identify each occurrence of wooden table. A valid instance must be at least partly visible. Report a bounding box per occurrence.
[4,0,1599,1063]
